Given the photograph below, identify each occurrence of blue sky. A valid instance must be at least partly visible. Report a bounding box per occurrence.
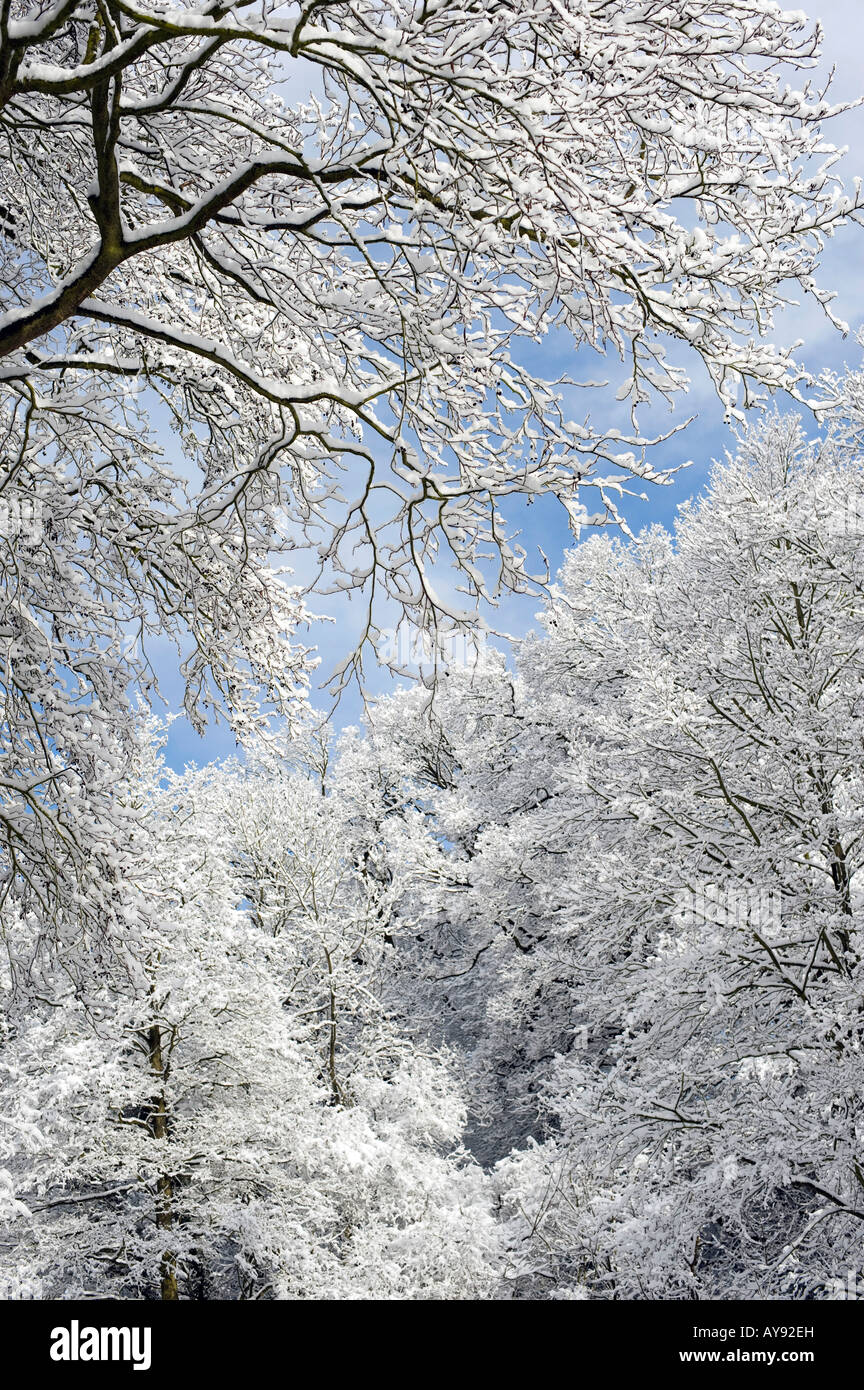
[161,1,864,768]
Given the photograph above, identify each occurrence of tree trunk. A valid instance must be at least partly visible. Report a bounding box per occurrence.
[148,1023,178,1300]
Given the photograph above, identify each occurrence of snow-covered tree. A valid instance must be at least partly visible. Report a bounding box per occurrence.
[1,0,862,880]
[0,735,502,1300]
[501,420,864,1298]
[360,406,864,1298]
[4,1,864,1301]
[9,397,864,1299]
